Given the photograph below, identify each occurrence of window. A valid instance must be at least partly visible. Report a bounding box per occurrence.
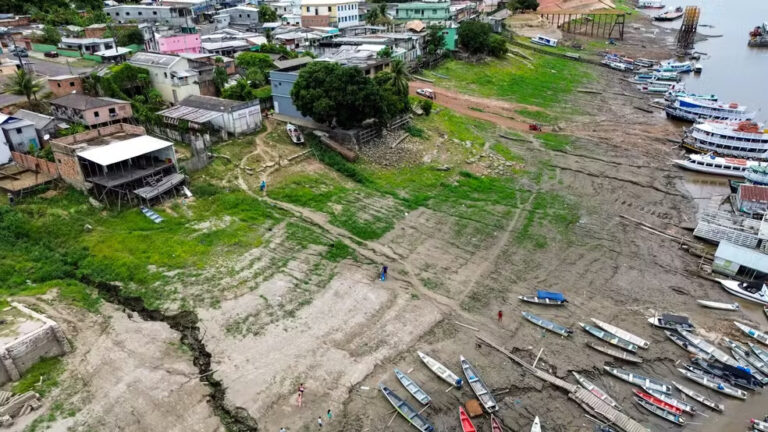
[164,72,168,78]
[239,14,242,17]
[126,11,130,15]
[69,81,75,87]
[306,6,310,12]
[153,11,158,15]
[138,11,142,15]
[109,107,116,114]
[15,128,21,134]
[57,83,62,88]
[94,111,100,118]
[115,12,120,16]
[247,14,250,17]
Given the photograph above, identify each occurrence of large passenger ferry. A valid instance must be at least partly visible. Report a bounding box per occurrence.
[666,97,756,122]
[683,120,768,160]
[673,153,767,177]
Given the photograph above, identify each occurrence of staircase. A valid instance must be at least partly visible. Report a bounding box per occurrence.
[140,206,164,224]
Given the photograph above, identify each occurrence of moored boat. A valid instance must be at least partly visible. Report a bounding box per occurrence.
[521,312,572,337]
[648,313,695,331]
[678,329,738,367]
[666,98,756,122]
[395,368,431,405]
[724,337,768,375]
[696,299,740,310]
[659,59,692,71]
[665,90,718,102]
[672,380,725,412]
[746,165,768,185]
[734,321,768,345]
[677,367,748,399]
[417,351,463,388]
[654,6,684,21]
[718,279,768,305]
[459,406,476,432]
[519,290,568,306]
[490,415,503,432]
[380,384,435,431]
[633,389,683,415]
[603,366,672,393]
[644,388,696,414]
[530,417,541,432]
[286,123,304,144]
[633,396,685,425]
[591,318,650,349]
[730,350,768,385]
[689,358,761,390]
[460,356,498,412]
[750,342,768,363]
[672,154,761,178]
[580,323,638,352]
[752,418,768,432]
[638,0,664,8]
[586,342,643,363]
[665,330,713,360]
[683,120,768,160]
[572,371,622,411]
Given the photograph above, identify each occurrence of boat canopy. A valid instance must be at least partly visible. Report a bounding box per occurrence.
[662,313,691,324]
[537,290,565,301]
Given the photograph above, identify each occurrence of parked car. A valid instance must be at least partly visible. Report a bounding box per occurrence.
[416,88,435,100]
[44,51,59,58]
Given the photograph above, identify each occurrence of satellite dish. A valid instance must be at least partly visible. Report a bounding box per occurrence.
[43,134,50,140]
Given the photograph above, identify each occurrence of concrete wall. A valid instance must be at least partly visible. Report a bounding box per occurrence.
[270,70,309,120]
[82,103,133,126]
[713,256,739,277]
[3,124,39,152]
[220,7,260,26]
[158,33,202,54]
[48,76,84,98]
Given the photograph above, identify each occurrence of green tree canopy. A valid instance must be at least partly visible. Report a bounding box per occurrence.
[508,0,539,11]
[259,5,278,22]
[488,35,509,57]
[41,25,61,45]
[425,26,446,55]
[221,79,259,101]
[235,52,275,71]
[291,62,384,128]
[213,66,229,95]
[115,27,145,46]
[458,21,493,55]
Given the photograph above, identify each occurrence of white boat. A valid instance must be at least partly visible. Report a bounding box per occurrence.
[683,120,768,160]
[286,123,304,144]
[460,355,498,412]
[660,59,693,72]
[753,419,768,432]
[696,299,740,310]
[750,342,768,363]
[633,396,686,425]
[665,90,718,102]
[677,367,748,399]
[638,0,664,8]
[678,329,739,367]
[531,35,557,47]
[718,279,768,305]
[665,330,713,360]
[648,313,695,331]
[603,366,672,393]
[693,63,703,73]
[394,368,431,405]
[530,416,541,432]
[734,321,768,345]
[522,312,572,337]
[672,380,725,412]
[580,323,638,352]
[417,351,462,388]
[572,372,622,410]
[587,341,643,363]
[666,97,756,122]
[673,154,766,177]
[724,337,768,375]
[644,388,696,414]
[730,350,768,384]
[591,318,650,349]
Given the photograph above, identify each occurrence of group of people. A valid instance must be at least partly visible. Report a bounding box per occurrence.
[283,383,332,430]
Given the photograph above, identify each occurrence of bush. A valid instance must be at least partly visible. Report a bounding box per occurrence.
[419,99,433,116]
[488,35,508,58]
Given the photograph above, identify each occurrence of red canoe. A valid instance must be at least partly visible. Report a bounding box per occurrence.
[490,414,503,432]
[459,406,477,432]
[633,389,683,415]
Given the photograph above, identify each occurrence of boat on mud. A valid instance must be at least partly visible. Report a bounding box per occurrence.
[633,389,683,415]
[730,351,768,385]
[417,351,463,388]
[724,337,768,375]
[460,356,498,412]
[459,406,475,432]
[522,312,572,337]
[644,388,696,414]
[654,6,684,21]
[683,120,768,160]
[395,368,431,405]
[678,329,738,367]
[734,321,768,345]
[752,418,768,432]
[638,0,664,8]
[677,367,748,399]
[530,417,541,432]
[666,98,756,122]
[718,279,768,305]
[689,357,762,389]
[380,384,435,431]
[572,372,622,411]
[665,330,713,359]
[579,323,638,352]
[519,290,568,306]
[633,395,685,425]
[490,415,503,432]
[286,123,304,144]
[696,299,740,310]
[648,313,695,331]
[659,59,693,72]
[591,318,650,349]
[750,342,768,363]
[587,341,643,363]
[603,366,672,393]
[672,380,725,412]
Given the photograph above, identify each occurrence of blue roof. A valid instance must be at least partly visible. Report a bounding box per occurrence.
[715,241,768,273]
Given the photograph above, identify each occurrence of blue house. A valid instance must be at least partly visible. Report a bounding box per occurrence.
[270,57,313,120]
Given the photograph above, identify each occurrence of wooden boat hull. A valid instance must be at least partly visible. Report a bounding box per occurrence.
[672,381,724,412]
[580,323,638,352]
[380,384,435,432]
[665,330,713,360]
[696,300,740,310]
[647,315,695,331]
[678,329,739,367]
[591,318,650,349]
[518,296,566,306]
[530,417,541,432]
[750,343,768,363]
[604,366,671,393]
[677,368,747,399]
[634,389,683,415]
[490,415,503,432]
[587,341,643,363]
[734,321,768,345]
[645,388,696,414]
[459,406,476,432]
[522,312,572,337]
[460,356,498,412]
[633,396,685,425]
[418,351,462,388]
[725,337,768,375]
[572,372,622,410]
[395,368,431,405]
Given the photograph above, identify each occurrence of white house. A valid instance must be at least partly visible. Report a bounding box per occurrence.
[161,95,262,136]
[128,52,202,104]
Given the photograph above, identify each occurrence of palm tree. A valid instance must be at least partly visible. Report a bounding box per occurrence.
[387,59,409,97]
[4,69,43,102]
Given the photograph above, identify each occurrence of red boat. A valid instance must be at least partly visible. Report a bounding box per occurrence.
[633,389,683,415]
[459,407,477,432]
[490,414,503,432]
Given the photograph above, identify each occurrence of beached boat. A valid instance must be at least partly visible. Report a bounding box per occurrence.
[490,415,503,432]
[683,120,768,160]
[572,372,622,411]
[677,368,748,399]
[734,321,768,345]
[635,58,656,68]
[724,337,768,375]
[750,342,768,363]
[672,154,763,177]
[395,368,431,405]
[603,366,672,393]
[672,380,725,412]
[666,97,756,122]
[633,396,685,425]
[689,357,762,390]
[696,299,740,310]
[659,59,692,72]
[718,279,768,305]
[522,312,572,337]
[648,313,695,331]
[417,351,463,388]
[752,419,768,432]
[665,330,713,359]
[519,290,568,306]
[591,318,650,349]
[638,0,664,8]
[633,389,683,415]
[460,356,498,412]
[730,351,768,384]
[587,342,643,363]
[601,60,633,72]
[580,323,638,352]
[765,306,768,319]
[380,384,435,432]
[286,123,304,144]
[644,388,696,414]
[678,329,739,367]
[654,6,684,21]
[459,406,476,432]
[530,417,541,432]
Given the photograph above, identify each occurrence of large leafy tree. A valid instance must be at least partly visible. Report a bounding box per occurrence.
[291,62,384,128]
[41,25,61,45]
[373,71,409,121]
[213,66,228,95]
[221,79,258,101]
[425,26,446,55]
[115,27,145,46]
[3,69,44,102]
[386,59,409,98]
[259,5,278,22]
[458,21,493,55]
[236,52,275,71]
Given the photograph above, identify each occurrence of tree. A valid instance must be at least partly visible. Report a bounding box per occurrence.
[245,68,266,88]
[425,26,446,56]
[373,71,408,121]
[291,62,384,128]
[115,27,145,46]
[221,78,259,101]
[520,0,539,10]
[458,21,493,55]
[488,34,508,57]
[365,3,390,26]
[41,25,61,45]
[213,66,228,95]
[105,63,151,98]
[377,46,392,58]
[259,5,278,22]
[365,7,381,25]
[3,69,43,102]
[235,52,275,71]
[420,99,433,116]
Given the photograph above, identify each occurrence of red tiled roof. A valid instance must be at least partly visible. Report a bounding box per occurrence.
[740,184,768,203]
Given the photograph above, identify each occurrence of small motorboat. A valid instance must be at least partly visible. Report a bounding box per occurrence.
[591,318,650,349]
[459,406,476,432]
[648,313,695,331]
[672,380,724,412]
[752,418,768,432]
[677,367,747,399]
[665,330,713,360]
[572,372,622,411]
[724,337,768,375]
[678,329,739,367]
[644,388,696,414]
[417,351,463,388]
[654,7,684,22]
[734,321,768,345]
[696,299,739,311]
[460,356,498,413]
[394,368,431,405]
[580,323,638,352]
[522,312,572,337]
[586,341,643,363]
[718,279,768,305]
[530,417,541,432]
[693,63,703,73]
[603,366,672,393]
[633,389,683,415]
[633,396,685,425]
[286,123,304,144]
[380,384,435,431]
[490,415,503,432]
[518,290,568,306]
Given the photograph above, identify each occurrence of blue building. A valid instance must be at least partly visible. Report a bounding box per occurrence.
[270,57,313,120]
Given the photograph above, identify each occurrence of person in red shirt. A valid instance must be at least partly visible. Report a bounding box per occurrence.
[497,310,503,323]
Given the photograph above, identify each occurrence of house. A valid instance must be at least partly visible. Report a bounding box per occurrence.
[177,96,262,135]
[12,110,57,145]
[58,38,115,54]
[105,5,194,26]
[281,13,302,25]
[48,75,84,98]
[270,57,313,119]
[180,53,237,75]
[218,6,260,27]
[95,47,132,63]
[142,26,202,54]
[737,184,768,216]
[487,8,511,33]
[50,123,184,205]
[50,95,133,127]
[301,0,361,29]
[201,40,251,56]
[128,52,208,103]
[395,2,452,25]
[266,1,294,17]
[317,45,392,77]
[713,240,768,281]
[0,114,39,154]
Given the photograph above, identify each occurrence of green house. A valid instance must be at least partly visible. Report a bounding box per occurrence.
[395,2,452,23]
[440,27,457,51]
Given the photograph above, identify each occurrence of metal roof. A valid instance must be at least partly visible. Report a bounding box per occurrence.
[715,241,768,273]
[78,135,174,166]
[129,52,182,68]
[740,185,768,203]
[12,110,55,130]
[273,56,313,70]
[178,95,254,112]
[157,105,223,123]
[50,94,129,110]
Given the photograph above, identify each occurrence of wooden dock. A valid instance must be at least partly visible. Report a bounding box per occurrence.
[476,334,650,432]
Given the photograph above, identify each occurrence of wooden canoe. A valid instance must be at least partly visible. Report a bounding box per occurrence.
[734,321,768,345]
[490,415,503,432]
[418,351,462,388]
[572,372,621,411]
[586,341,643,363]
[518,295,566,306]
[665,330,713,360]
[725,337,768,374]
[522,311,572,337]
[644,388,696,414]
[633,389,683,415]
[459,406,476,432]
[633,396,685,425]
[460,356,498,413]
[591,318,650,349]
[580,322,638,352]
[673,380,724,412]
[677,368,747,399]
[603,366,672,393]
[394,368,431,405]
[380,384,435,432]
[678,329,738,367]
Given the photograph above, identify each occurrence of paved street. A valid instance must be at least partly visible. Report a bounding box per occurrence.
[1,54,95,78]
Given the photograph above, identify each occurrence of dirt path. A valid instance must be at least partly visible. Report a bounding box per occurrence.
[408,82,535,131]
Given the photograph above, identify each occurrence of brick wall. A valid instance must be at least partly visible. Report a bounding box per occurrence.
[10,152,59,177]
[301,15,330,27]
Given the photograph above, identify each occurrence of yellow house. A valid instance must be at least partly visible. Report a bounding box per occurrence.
[301,0,360,29]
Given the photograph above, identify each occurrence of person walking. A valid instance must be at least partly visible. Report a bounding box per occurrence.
[380,265,388,281]
[297,383,305,407]
[326,409,332,421]
[317,416,323,428]
[260,180,267,192]
[497,310,503,323]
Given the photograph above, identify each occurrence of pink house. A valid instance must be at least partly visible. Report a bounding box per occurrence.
[157,33,201,55]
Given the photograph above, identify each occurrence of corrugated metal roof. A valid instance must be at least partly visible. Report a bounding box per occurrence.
[157,105,223,123]
[741,185,768,203]
[78,135,173,166]
[715,240,768,273]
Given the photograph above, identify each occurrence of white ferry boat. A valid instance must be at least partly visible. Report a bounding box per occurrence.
[684,120,768,159]
[745,165,768,185]
[666,97,756,122]
[664,91,718,102]
[673,153,767,177]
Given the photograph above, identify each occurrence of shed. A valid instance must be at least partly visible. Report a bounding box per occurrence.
[737,184,768,216]
[713,240,768,281]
